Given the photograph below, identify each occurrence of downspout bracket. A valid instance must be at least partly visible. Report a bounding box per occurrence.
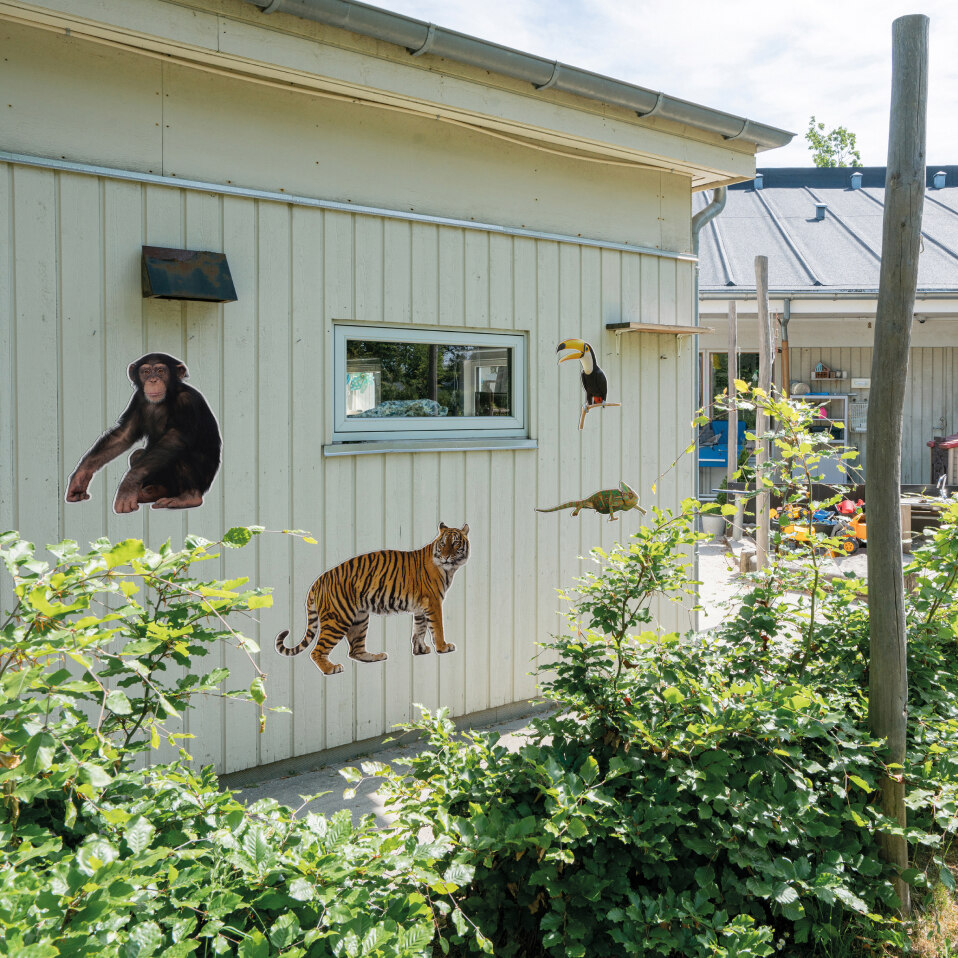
[535,61,562,90]
[409,23,438,57]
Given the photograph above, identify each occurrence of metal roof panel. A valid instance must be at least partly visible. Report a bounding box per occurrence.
[698,168,958,293]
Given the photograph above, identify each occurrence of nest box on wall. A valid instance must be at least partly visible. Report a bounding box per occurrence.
[141,246,237,303]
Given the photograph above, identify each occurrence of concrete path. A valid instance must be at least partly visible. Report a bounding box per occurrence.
[234,714,540,824]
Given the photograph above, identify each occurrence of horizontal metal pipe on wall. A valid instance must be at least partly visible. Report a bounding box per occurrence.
[0,150,696,262]
[246,0,793,152]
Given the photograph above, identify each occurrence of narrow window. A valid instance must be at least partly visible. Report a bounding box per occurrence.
[333,325,526,442]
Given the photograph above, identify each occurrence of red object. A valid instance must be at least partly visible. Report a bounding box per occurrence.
[928,432,958,449]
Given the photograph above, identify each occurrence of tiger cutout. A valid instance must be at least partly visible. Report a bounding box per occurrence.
[275,522,470,675]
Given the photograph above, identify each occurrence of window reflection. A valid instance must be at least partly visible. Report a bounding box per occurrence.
[346,340,513,419]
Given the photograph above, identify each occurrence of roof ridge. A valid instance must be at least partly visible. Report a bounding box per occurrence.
[859,187,958,265]
[707,213,735,286]
[925,192,958,220]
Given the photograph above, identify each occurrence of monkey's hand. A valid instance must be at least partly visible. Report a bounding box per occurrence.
[65,470,93,502]
[113,482,142,514]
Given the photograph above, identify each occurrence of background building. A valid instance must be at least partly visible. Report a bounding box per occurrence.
[697,166,958,489]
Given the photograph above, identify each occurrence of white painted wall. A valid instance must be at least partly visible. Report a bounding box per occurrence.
[0,159,699,773]
[0,14,695,251]
[0,2,763,771]
[1,0,757,192]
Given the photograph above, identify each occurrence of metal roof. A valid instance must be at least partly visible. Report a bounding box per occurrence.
[696,166,958,295]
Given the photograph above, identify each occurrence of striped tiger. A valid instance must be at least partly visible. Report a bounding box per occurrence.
[275,522,470,676]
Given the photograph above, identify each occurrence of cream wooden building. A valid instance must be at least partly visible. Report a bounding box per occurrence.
[0,0,790,775]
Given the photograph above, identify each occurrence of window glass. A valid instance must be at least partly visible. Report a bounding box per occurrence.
[333,324,526,441]
[345,340,513,420]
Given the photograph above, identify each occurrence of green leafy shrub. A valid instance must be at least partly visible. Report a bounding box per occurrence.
[801,503,958,840]
[379,505,912,956]
[374,391,958,957]
[1,761,453,958]
[0,530,462,957]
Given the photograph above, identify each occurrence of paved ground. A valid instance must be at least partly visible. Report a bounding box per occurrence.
[235,714,539,824]
[695,535,870,630]
[234,536,871,821]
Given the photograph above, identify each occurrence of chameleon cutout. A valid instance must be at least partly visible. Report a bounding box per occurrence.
[535,482,647,522]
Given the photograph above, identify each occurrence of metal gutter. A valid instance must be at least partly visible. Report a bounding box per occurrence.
[691,187,727,255]
[700,288,958,300]
[689,187,727,502]
[244,0,794,153]
[692,192,734,284]
[0,150,695,262]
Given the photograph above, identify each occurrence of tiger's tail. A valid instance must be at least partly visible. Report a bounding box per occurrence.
[275,583,321,656]
[535,500,582,513]
[275,629,315,656]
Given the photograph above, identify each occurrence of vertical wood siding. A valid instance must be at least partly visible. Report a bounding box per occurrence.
[699,345,958,488]
[0,162,697,774]
[788,347,958,484]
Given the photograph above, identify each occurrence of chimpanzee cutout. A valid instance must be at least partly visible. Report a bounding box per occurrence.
[66,353,221,514]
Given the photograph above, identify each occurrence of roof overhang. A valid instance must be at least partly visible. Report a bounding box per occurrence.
[699,291,958,321]
[700,288,958,301]
[0,0,790,192]
[242,0,793,153]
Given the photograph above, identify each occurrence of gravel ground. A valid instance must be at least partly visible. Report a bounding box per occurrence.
[695,534,871,630]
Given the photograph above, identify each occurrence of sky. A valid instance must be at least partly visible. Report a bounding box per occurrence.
[383,0,958,167]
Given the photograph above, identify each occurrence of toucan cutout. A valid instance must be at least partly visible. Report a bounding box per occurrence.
[556,338,620,429]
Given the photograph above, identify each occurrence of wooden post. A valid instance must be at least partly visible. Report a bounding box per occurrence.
[728,302,745,540]
[755,257,773,568]
[727,301,738,489]
[780,305,791,398]
[866,13,928,917]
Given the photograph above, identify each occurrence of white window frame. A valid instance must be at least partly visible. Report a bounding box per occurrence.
[332,323,528,442]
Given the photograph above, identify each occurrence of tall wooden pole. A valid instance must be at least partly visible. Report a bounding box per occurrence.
[867,13,928,917]
[755,257,773,568]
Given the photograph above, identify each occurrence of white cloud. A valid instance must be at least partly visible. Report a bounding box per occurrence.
[383,0,958,166]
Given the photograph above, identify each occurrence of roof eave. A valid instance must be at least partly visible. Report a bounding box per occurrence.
[244,0,794,154]
[701,288,958,300]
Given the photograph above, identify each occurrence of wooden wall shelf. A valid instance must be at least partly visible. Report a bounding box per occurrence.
[606,322,714,336]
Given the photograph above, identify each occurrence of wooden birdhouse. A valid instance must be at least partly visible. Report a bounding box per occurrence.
[813,361,833,380]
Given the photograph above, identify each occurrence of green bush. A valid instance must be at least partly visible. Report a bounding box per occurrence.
[379,504,916,956]
[374,391,958,957]
[0,530,465,957]
[8,385,958,957]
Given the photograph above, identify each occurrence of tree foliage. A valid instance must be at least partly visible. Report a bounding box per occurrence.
[805,116,863,168]
[0,529,477,957]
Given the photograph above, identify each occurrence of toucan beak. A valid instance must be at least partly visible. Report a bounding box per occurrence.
[556,338,586,364]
